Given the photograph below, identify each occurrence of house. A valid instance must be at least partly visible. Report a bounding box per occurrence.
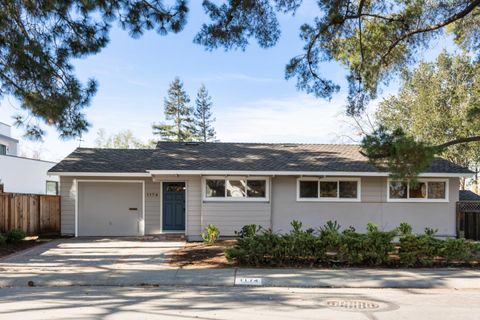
[0,122,59,194]
[48,142,473,240]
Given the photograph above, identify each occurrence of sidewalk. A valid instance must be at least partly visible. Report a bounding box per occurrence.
[2,265,480,289]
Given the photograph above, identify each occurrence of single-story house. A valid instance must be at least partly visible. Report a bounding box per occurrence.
[49,142,473,240]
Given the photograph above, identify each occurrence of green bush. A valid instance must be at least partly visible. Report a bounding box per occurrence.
[397,222,412,236]
[337,223,396,266]
[440,238,476,264]
[235,224,262,238]
[226,221,480,267]
[226,221,326,266]
[201,224,220,244]
[0,234,6,245]
[6,229,26,243]
[318,220,341,252]
[281,220,326,265]
[399,228,442,267]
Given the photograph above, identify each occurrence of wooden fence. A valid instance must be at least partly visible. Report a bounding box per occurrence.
[457,201,480,240]
[0,193,61,236]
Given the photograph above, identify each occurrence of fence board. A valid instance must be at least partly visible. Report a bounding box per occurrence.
[0,193,60,236]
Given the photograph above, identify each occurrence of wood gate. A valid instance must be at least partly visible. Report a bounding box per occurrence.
[457,201,480,240]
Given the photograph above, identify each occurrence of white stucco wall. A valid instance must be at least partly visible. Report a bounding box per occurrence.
[0,155,58,194]
[0,136,18,156]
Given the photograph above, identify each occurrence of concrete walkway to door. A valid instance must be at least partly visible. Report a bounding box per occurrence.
[2,238,480,289]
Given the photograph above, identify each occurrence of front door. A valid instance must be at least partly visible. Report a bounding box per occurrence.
[162,182,186,231]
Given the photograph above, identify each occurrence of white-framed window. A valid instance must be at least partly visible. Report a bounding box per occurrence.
[387,178,449,202]
[296,177,361,202]
[203,176,269,201]
[46,180,58,195]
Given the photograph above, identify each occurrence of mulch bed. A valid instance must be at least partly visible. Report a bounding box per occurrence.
[0,237,50,259]
[168,240,236,268]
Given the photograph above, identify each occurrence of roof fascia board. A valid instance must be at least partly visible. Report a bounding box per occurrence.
[48,172,151,177]
[146,170,473,178]
[49,170,473,178]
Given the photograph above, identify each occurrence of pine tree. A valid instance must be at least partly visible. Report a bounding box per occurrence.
[193,84,216,142]
[153,77,194,141]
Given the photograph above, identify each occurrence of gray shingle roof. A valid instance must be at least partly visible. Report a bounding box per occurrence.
[459,190,480,201]
[49,142,473,174]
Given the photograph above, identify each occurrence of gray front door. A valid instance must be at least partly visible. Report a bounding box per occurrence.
[162,182,186,231]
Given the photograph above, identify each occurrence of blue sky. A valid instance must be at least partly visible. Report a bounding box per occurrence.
[0,2,451,161]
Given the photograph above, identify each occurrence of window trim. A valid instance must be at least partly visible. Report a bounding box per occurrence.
[202,176,270,202]
[386,178,449,203]
[296,177,361,202]
[46,180,59,195]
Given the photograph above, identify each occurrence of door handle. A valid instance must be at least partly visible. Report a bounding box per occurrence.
[129,208,138,211]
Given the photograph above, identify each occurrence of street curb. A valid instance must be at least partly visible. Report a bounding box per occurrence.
[2,267,480,289]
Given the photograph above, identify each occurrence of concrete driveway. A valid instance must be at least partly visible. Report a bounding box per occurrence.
[0,238,197,287]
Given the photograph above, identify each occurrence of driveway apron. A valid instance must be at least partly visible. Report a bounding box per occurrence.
[0,238,184,287]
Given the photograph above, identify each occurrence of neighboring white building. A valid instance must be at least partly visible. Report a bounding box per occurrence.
[0,122,59,194]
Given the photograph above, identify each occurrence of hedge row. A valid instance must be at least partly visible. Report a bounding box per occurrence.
[224,221,480,267]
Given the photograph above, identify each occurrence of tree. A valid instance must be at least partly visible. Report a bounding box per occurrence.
[193,84,216,142]
[5,1,480,140]
[4,1,480,174]
[95,128,154,148]
[194,1,480,114]
[2,0,188,139]
[152,77,194,141]
[363,52,480,180]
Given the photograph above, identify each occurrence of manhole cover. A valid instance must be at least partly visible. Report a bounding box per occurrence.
[322,299,381,311]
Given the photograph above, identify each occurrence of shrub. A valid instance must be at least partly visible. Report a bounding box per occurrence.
[225,228,283,266]
[397,222,412,236]
[225,220,480,267]
[201,224,220,244]
[281,221,326,265]
[440,238,476,264]
[6,229,26,243]
[399,228,442,267]
[337,223,396,266]
[235,224,262,238]
[318,220,341,252]
[226,221,326,266]
[0,234,6,245]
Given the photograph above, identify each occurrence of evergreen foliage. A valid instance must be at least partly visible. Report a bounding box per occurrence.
[368,52,480,181]
[1,0,188,139]
[193,84,216,142]
[153,77,194,141]
[225,221,480,267]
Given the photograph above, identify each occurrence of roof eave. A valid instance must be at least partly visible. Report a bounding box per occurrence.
[48,172,152,177]
[143,170,472,178]
[48,170,474,178]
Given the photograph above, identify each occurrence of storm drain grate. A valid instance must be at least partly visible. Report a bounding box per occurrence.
[323,299,380,311]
